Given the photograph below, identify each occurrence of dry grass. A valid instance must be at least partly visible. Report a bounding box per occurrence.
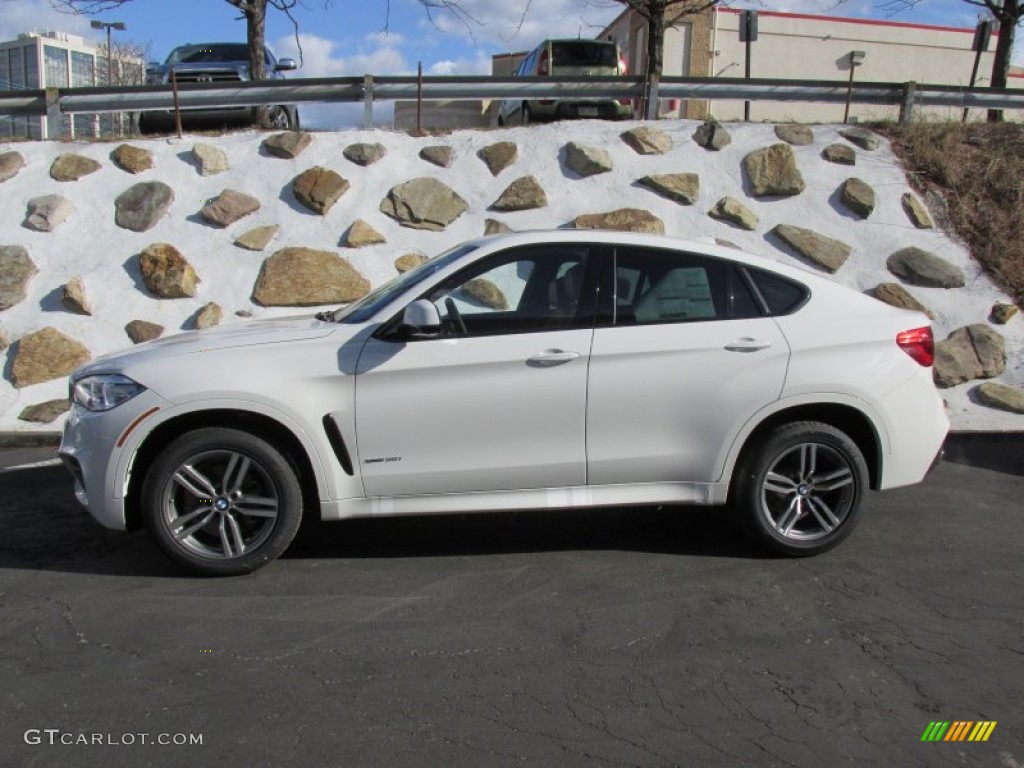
[882,121,1024,307]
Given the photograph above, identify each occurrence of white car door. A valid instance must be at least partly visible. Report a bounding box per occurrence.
[355,246,596,498]
[587,246,792,485]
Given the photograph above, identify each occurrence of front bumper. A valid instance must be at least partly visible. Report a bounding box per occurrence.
[58,389,169,531]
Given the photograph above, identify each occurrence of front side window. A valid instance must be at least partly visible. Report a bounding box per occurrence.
[425,246,593,337]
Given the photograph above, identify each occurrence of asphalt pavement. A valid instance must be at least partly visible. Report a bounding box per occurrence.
[0,435,1021,767]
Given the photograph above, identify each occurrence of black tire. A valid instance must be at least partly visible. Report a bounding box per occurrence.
[267,106,295,130]
[141,427,303,576]
[736,421,867,557]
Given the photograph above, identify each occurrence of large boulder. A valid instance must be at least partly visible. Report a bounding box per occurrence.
[478,142,518,176]
[192,142,229,176]
[886,247,965,288]
[0,246,37,312]
[263,131,313,159]
[638,173,700,206]
[253,248,370,306]
[708,196,758,230]
[200,189,261,227]
[395,253,427,273]
[743,144,805,197]
[774,124,814,146]
[343,219,386,247]
[771,224,851,273]
[991,303,1018,325]
[24,194,75,232]
[840,128,880,151]
[934,325,1005,388]
[622,126,672,155]
[822,144,856,165]
[901,193,933,229]
[125,320,164,344]
[380,178,468,231]
[0,151,26,183]
[111,144,154,174]
[564,142,613,177]
[115,181,174,232]
[138,243,199,299]
[839,177,876,218]
[10,327,91,388]
[234,224,279,252]
[293,167,349,215]
[974,382,1024,415]
[692,120,732,151]
[462,279,508,310]
[490,175,548,212]
[18,399,71,423]
[870,283,933,319]
[194,302,223,330]
[61,276,92,316]
[574,208,664,235]
[419,145,453,168]
[343,142,387,166]
[50,153,101,181]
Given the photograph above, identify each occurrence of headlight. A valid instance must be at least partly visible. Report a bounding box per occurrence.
[72,374,146,412]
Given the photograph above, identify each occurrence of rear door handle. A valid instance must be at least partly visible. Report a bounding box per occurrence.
[724,338,772,352]
[528,349,581,366]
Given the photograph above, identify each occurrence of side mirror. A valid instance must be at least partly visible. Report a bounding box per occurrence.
[401,299,440,338]
[275,58,298,71]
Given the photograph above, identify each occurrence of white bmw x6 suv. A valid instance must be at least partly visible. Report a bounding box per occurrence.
[60,231,948,575]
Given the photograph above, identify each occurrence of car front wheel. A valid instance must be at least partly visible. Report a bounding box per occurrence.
[737,421,867,556]
[141,427,303,576]
[267,106,295,130]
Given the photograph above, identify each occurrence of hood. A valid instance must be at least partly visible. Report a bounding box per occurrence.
[77,315,343,377]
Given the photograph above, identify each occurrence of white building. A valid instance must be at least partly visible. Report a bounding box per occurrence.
[0,30,143,140]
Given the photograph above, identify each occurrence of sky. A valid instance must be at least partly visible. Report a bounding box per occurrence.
[0,0,1017,127]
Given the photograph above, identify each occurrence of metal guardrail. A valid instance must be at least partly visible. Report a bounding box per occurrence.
[0,74,1021,131]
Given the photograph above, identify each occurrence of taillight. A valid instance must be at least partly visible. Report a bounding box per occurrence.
[538,49,549,76]
[896,326,934,367]
[619,53,628,75]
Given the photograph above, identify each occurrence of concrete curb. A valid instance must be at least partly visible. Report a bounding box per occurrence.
[0,433,61,449]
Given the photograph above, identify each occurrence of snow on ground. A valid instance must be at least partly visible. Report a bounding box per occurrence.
[0,120,1021,432]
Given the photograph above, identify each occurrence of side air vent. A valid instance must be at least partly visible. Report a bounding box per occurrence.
[322,414,354,476]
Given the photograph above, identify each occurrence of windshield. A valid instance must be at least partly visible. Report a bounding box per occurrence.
[331,243,480,324]
[167,44,251,65]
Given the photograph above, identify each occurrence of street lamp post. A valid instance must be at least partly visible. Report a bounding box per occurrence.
[90,20,127,86]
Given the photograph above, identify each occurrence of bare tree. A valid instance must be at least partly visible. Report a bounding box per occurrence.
[612,0,718,82]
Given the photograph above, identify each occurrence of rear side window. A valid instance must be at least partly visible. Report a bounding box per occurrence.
[745,268,808,315]
[552,42,617,68]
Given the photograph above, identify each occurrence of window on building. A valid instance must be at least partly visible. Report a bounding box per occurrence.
[44,45,69,87]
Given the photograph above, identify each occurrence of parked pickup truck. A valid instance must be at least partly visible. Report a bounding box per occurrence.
[142,42,299,132]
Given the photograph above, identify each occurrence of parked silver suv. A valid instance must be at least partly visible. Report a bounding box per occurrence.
[497,38,633,125]
[141,42,299,132]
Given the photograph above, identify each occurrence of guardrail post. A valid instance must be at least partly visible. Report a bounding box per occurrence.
[45,87,62,140]
[363,74,374,129]
[899,81,917,125]
[644,74,660,121]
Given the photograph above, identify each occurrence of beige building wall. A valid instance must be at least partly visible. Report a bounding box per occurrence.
[604,7,1004,123]
[710,9,996,122]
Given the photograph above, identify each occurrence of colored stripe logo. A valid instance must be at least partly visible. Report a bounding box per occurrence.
[921,721,997,742]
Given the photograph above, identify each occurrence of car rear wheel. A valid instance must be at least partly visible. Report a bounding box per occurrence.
[737,421,867,556]
[141,427,303,576]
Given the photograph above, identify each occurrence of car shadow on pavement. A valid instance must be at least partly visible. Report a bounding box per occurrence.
[943,432,1024,478]
[0,467,766,577]
[286,505,769,562]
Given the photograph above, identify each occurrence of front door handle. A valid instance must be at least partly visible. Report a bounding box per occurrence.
[724,338,772,352]
[528,349,580,367]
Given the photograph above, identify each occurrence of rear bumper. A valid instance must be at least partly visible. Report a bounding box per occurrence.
[529,100,633,120]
